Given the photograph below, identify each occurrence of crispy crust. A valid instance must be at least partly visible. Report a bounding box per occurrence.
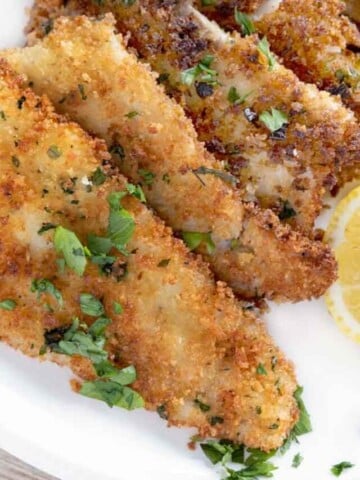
[0,60,299,450]
[6,12,338,301]
[26,0,360,234]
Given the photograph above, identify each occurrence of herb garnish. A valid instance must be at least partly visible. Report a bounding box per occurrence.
[125,111,139,119]
[78,84,87,100]
[157,259,171,268]
[278,200,296,221]
[235,9,256,36]
[193,166,237,185]
[331,462,354,477]
[107,191,135,255]
[90,167,106,186]
[227,86,250,106]
[259,108,288,133]
[292,453,303,468]
[54,226,88,276]
[257,37,277,71]
[47,316,144,410]
[194,398,211,412]
[138,169,156,186]
[0,299,17,311]
[31,279,63,307]
[125,183,146,203]
[11,156,20,168]
[256,363,267,375]
[80,293,105,317]
[181,55,218,87]
[182,231,215,254]
[47,145,62,159]
[113,302,123,314]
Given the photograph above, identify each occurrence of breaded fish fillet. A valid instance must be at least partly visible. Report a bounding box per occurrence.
[26,0,360,234]
[0,60,299,450]
[6,14,337,302]
[198,0,360,119]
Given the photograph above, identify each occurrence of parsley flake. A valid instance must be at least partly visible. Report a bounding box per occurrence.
[257,37,277,71]
[0,299,17,311]
[53,226,87,276]
[235,9,256,36]
[181,55,218,87]
[259,108,288,133]
[182,231,216,254]
[80,293,105,317]
[31,279,63,307]
[256,363,267,375]
[138,169,156,186]
[292,453,303,468]
[47,145,62,159]
[331,462,354,477]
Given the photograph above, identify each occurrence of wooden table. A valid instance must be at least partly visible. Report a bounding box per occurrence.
[0,449,57,480]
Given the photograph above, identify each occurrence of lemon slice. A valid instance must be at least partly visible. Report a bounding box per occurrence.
[325,186,360,342]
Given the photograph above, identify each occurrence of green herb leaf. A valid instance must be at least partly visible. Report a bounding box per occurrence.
[227,461,277,479]
[331,462,354,477]
[257,37,277,71]
[78,83,87,100]
[87,234,113,255]
[182,231,216,254]
[0,299,17,311]
[293,386,312,436]
[259,108,288,133]
[88,316,111,338]
[90,167,106,186]
[38,222,57,235]
[256,363,267,375]
[235,9,256,36]
[138,169,156,186]
[107,207,135,255]
[47,145,62,159]
[111,301,122,316]
[53,226,87,276]
[194,398,211,412]
[125,110,139,119]
[31,279,63,307]
[292,453,303,468]
[227,86,250,106]
[80,293,105,317]
[245,448,277,466]
[80,380,144,410]
[126,183,146,202]
[279,200,297,220]
[200,441,233,465]
[193,166,237,185]
[94,361,136,385]
[181,55,218,87]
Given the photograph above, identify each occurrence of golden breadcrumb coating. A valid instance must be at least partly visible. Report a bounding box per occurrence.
[0,60,299,450]
[26,0,360,233]
[6,13,337,301]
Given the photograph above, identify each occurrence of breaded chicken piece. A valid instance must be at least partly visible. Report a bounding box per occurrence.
[6,14,337,302]
[26,1,360,234]
[0,60,299,450]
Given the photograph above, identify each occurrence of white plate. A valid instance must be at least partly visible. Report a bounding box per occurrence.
[1,2,360,479]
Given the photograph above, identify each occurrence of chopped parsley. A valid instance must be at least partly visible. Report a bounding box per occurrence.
[293,386,312,436]
[113,302,123,314]
[194,398,211,412]
[38,223,57,235]
[80,293,105,317]
[47,145,62,159]
[292,453,303,468]
[31,279,63,307]
[259,108,288,133]
[257,37,277,71]
[125,183,146,203]
[53,226,88,276]
[124,111,139,119]
[109,143,125,160]
[138,169,156,186]
[256,363,267,375]
[182,231,215,254]
[157,258,171,267]
[0,110,6,120]
[227,86,250,106]
[181,55,218,87]
[107,191,135,255]
[193,166,237,186]
[90,167,106,186]
[331,462,354,477]
[235,9,256,36]
[0,299,17,311]
[47,316,144,410]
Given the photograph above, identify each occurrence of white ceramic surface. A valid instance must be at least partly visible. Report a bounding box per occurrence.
[0,2,360,479]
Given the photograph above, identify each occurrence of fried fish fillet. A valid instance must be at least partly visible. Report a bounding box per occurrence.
[26,0,360,234]
[198,0,360,119]
[6,14,337,302]
[0,60,299,450]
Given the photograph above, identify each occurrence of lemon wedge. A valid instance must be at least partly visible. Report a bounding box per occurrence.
[325,186,360,342]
